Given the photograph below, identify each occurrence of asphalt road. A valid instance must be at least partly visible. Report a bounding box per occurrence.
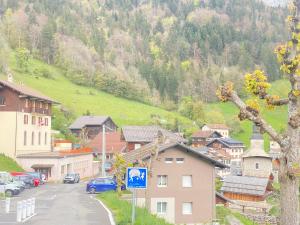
[0,182,113,225]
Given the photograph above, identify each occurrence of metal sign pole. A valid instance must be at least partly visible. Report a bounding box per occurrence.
[131,189,136,225]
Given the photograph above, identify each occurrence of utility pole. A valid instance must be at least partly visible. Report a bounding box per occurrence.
[101,125,106,177]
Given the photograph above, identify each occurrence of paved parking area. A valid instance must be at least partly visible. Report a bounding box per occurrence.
[0,182,113,225]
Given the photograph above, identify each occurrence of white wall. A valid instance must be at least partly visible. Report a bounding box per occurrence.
[150,197,175,224]
[0,112,17,158]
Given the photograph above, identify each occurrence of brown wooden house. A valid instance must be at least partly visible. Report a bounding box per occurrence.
[69,116,117,139]
[191,130,222,147]
[221,175,272,202]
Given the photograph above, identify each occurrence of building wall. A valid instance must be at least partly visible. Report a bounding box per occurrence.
[136,147,216,224]
[224,192,264,202]
[202,126,229,138]
[15,112,52,156]
[242,157,272,178]
[0,112,17,158]
[17,154,94,182]
[127,142,148,151]
[150,197,175,223]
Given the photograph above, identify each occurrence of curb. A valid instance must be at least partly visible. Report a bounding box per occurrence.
[90,196,116,225]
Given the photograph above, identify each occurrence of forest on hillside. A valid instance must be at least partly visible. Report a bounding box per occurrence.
[0,0,288,108]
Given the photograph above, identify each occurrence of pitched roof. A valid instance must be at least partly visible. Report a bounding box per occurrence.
[204,124,229,130]
[121,125,187,143]
[221,175,269,196]
[206,138,245,148]
[88,131,126,154]
[0,80,57,103]
[191,130,222,138]
[123,141,227,168]
[69,116,116,129]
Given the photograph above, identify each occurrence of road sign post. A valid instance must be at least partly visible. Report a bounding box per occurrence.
[126,167,148,225]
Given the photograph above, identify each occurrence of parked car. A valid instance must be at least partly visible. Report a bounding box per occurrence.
[13,175,34,188]
[26,172,43,185]
[0,172,25,192]
[0,181,20,197]
[86,177,117,194]
[11,172,39,187]
[63,173,80,184]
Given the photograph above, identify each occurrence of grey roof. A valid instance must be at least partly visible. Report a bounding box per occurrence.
[251,125,263,140]
[0,80,57,103]
[123,141,228,168]
[207,138,245,148]
[221,175,269,196]
[121,126,187,143]
[69,116,115,129]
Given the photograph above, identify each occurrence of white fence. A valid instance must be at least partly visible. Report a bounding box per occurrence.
[16,198,36,222]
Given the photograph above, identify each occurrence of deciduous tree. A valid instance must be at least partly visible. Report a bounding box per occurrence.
[217,2,300,224]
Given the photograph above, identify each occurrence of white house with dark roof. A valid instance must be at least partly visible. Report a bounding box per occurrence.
[69,116,117,139]
[202,124,230,138]
[121,125,187,151]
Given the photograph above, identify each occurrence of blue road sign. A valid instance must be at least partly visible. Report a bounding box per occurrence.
[126,167,147,189]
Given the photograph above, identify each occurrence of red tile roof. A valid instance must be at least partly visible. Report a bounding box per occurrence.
[88,131,126,154]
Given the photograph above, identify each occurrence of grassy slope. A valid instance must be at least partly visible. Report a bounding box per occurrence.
[0,154,23,172]
[4,55,192,127]
[98,191,172,225]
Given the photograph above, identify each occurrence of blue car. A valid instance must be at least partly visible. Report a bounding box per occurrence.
[86,177,117,194]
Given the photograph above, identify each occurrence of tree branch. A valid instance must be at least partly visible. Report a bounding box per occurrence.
[266,96,289,106]
[229,91,288,148]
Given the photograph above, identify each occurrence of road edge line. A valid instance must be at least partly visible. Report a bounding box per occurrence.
[91,196,116,225]
[22,213,37,223]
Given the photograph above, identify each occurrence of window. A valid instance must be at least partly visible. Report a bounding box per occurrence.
[40,102,43,108]
[182,175,192,187]
[31,132,35,145]
[23,131,27,146]
[24,115,28,124]
[0,96,6,105]
[182,202,192,215]
[255,163,259,170]
[38,132,41,145]
[32,116,36,125]
[134,143,141,150]
[157,202,167,214]
[45,103,49,109]
[164,158,173,164]
[45,132,47,145]
[157,175,167,187]
[176,158,184,163]
[45,118,48,126]
[25,99,29,108]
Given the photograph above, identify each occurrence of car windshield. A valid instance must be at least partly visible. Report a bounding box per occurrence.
[66,174,75,177]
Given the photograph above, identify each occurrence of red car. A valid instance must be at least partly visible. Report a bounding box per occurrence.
[11,172,39,187]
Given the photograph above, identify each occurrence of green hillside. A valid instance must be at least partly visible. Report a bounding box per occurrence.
[2,54,193,129]
[0,154,23,172]
[1,53,289,149]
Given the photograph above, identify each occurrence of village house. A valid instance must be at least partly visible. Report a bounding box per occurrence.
[87,131,126,160]
[206,138,245,175]
[0,79,97,181]
[123,137,227,224]
[121,125,187,152]
[221,175,272,202]
[221,126,273,202]
[69,116,117,139]
[191,130,223,147]
[201,124,230,138]
[196,146,231,177]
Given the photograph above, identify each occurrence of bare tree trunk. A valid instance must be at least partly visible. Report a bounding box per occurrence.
[279,171,299,225]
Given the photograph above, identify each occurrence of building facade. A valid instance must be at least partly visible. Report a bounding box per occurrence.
[124,142,227,224]
[191,130,222,147]
[69,116,117,140]
[202,124,229,138]
[0,80,54,159]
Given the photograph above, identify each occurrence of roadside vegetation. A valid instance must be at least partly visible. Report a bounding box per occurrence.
[0,154,23,172]
[98,191,173,225]
[216,206,258,225]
